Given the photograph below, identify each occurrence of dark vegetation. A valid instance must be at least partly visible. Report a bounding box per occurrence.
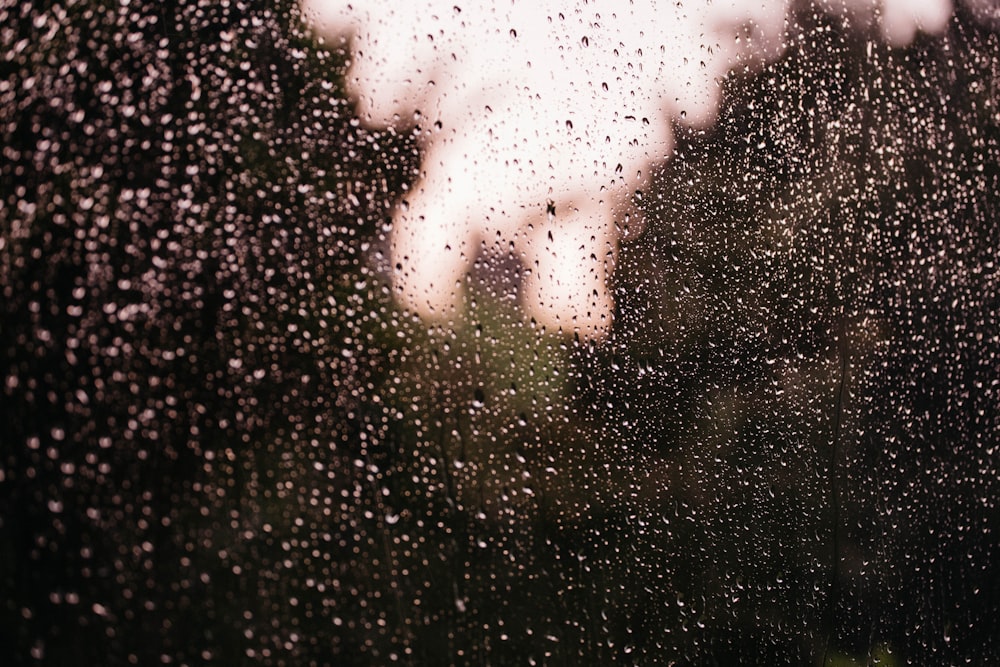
[2,1,998,664]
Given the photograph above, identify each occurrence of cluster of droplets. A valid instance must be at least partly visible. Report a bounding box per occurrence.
[303,0,955,340]
[4,0,1000,664]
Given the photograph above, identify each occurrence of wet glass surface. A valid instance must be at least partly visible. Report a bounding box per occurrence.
[3,1,1000,664]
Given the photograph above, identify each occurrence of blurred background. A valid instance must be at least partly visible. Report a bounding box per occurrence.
[2,0,1000,664]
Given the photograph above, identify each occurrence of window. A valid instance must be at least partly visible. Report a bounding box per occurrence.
[2,1,998,664]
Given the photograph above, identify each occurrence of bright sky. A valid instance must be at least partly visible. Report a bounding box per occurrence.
[303,0,952,339]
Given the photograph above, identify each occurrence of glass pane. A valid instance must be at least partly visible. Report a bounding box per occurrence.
[2,0,998,664]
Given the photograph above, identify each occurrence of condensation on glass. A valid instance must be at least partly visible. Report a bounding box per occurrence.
[2,0,999,665]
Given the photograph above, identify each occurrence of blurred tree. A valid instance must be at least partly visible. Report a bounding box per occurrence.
[2,1,999,666]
